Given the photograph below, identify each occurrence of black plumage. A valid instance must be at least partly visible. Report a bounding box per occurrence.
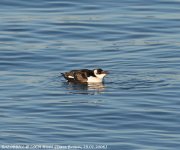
[61,68,108,83]
[61,69,94,83]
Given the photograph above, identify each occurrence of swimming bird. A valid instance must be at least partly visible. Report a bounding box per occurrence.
[61,68,108,83]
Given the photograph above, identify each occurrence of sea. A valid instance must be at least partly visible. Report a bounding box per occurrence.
[0,0,180,149]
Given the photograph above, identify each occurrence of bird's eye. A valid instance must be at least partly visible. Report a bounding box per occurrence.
[97,69,102,74]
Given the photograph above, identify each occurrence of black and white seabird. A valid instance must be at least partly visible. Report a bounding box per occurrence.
[61,68,108,83]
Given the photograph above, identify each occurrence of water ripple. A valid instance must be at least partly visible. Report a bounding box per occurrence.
[0,0,180,149]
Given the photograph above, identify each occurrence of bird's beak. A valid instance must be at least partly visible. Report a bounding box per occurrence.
[102,71,109,74]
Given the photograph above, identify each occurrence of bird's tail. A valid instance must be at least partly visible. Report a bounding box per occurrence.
[61,73,65,77]
[61,73,68,80]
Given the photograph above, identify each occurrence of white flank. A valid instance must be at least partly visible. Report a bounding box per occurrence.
[68,75,74,78]
[87,76,103,83]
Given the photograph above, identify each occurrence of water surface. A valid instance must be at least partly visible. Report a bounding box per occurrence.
[0,0,180,149]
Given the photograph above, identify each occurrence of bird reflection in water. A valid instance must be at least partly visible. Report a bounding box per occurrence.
[64,82,106,95]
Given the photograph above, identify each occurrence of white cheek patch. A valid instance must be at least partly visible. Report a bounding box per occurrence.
[96,74,106,79]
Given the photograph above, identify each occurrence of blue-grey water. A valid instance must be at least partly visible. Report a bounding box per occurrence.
[0,0,180,149]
